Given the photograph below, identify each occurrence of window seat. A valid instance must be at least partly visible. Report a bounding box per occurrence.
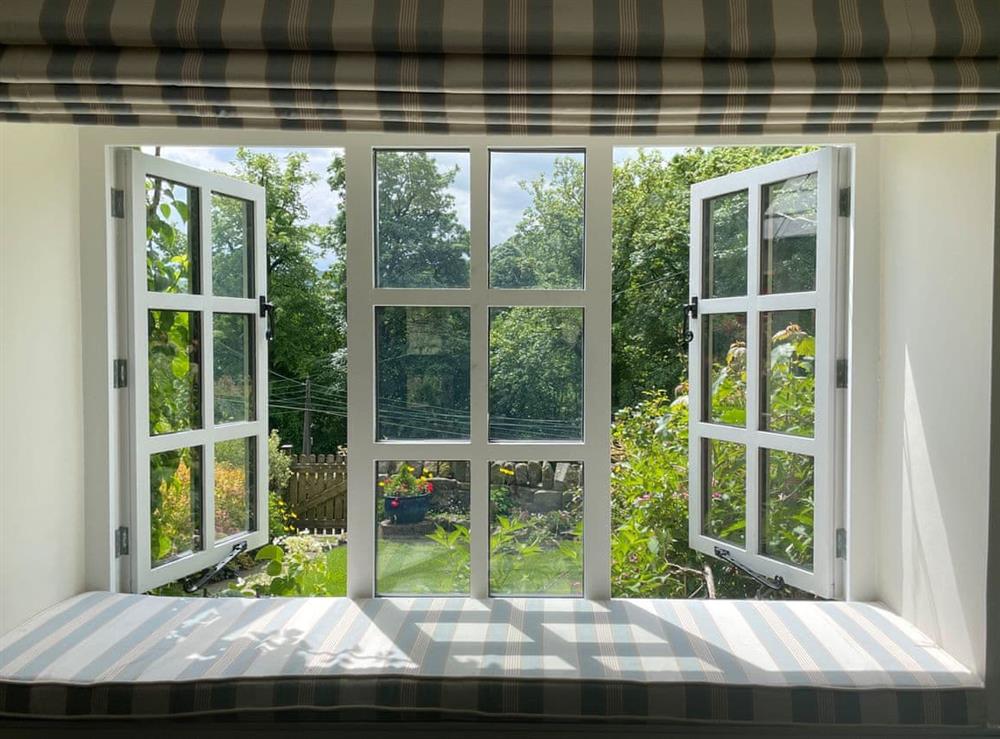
[0,592,984,729]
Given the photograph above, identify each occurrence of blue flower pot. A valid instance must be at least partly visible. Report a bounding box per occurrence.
[384,493,431,524]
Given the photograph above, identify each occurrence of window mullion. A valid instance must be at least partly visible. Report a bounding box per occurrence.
[582,141,613,600]
[745,182,763,558]
[345,142,376,599]
[199,184,216,554]
[469,144,490,599]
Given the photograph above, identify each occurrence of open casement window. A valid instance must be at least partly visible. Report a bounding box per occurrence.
[122,150,269,593]
[687,149,843,598]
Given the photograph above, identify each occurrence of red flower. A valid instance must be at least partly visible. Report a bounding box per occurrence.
[390,499,400,508]
[426,482,434,493]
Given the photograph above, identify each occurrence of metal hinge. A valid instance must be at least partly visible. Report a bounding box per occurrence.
[115,526,130,557]
[835,358,848,389]
[111,188,125,218]
[835,528,847,559]
[838,187,851,217]
[112,358,128,388]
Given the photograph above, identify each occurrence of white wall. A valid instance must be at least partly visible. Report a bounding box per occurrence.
[0,123,85,633]
[878,133,997,678]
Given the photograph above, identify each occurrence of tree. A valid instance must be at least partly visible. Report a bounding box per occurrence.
[490,156,584,289]
[229,148,347,453]
[611,146,816,409]
[372,151,469,288]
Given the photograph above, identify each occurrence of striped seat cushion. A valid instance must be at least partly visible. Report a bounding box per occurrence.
[0,592,985,726]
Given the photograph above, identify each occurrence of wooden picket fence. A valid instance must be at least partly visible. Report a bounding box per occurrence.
[285,453,347,533]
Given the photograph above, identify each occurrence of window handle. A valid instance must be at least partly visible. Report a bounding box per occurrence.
[259,295,275,341]
[682,296,698,346]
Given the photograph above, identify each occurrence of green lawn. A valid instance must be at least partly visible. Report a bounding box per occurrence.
[310,539,583,597]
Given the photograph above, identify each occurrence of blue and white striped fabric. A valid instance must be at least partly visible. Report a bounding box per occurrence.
[0,592,985,726]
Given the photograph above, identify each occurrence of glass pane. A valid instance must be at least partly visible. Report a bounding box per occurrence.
[489,151,584,289]
[702,439,746,546]
[375,150,470,288]
[150,446,203,567]
[761,449,814,570]
[760,310,815,437]
[703,313,746,427]
[761,173,817,294]
[214,313,255,424]
[376,307,470,440]
[146,177,199,294]
[148,310,202,435]
[703,190,748,298]
[489,460,583,596]
[375,460,470,595]
[215,437,256,540]
[211,193,253,297]
[489,307,583,441]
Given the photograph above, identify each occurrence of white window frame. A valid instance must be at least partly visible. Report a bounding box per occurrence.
[345,142,613,599]
[687,148,844,597]
[121,149,270,593]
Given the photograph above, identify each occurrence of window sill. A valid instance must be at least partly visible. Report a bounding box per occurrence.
[0,593,984,727]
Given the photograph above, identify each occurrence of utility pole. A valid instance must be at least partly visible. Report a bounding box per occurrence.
[302,375,312,456]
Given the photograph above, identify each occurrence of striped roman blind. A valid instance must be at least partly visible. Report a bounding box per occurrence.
[0,0,998,133]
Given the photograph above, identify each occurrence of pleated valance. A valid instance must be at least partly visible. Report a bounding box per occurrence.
[1,0,998,134]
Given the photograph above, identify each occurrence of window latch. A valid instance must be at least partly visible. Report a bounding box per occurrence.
[714,546,785,592]
[682,296,699,346]
[183,541,248,594]
[259,295,275,341]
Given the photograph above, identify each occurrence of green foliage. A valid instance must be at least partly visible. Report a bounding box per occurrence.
[232,148,346,453]
[380,463,434,497]
[224,536,346,597]
[610,318,818,598]
[489,517,583,595]
[490,156,584,289]
[372,151,470,287]
[488,307,582,439]
[611,146,817,409]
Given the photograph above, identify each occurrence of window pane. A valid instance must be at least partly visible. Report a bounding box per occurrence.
[703,313,746,427]
[148,310,202,435]
[375,460,470,595]
[761,449,814,570]
[489,151,584,289]
[211,193,253,297]
[760,310,815,437]
[215,437,256,540]
[702,439,746,546]
[150,446,203,567]
[214,313,255,424]
[703,190,747,298]
[489,460,583,596]
[375,150,470,288]
[146,177,199,294]
[761,173,817,294]
[489,307,583,441]
[376,307,470,440]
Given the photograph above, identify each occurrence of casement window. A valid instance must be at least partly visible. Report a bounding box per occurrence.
[686,149,845,597]
[117,140,844,600]
[121,150,270,593]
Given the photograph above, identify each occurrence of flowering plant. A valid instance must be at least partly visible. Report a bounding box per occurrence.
[379,464,434,497]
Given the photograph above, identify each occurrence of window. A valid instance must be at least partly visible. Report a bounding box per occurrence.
[118,141,841,601]
[346,146,612,599]
[123,150,269,592]
[686,149,842,597]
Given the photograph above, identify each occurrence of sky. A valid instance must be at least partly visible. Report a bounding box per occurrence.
[143,145,687,262]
